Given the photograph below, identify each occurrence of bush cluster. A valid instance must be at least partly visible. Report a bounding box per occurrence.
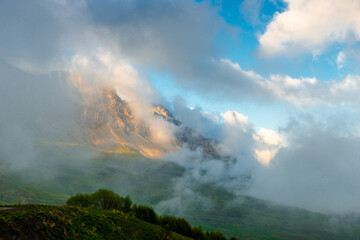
[66,189,237,240]
[66,189,132,213]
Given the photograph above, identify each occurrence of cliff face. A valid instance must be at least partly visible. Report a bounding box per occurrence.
[81,88,149,138]
[75,88,164,158]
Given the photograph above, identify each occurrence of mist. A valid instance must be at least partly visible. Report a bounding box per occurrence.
[0,0,360,221]
[250,116,360,213]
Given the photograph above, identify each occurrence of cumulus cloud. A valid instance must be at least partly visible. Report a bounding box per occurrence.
[259,0,360,56]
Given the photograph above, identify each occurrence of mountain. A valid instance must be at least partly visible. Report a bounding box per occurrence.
[75,87,230,161]
[75,88,170,158]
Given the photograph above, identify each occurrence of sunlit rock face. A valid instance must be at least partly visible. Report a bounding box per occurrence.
[81,88,150,137]
[74,87,166,158]
[152,105,182,127]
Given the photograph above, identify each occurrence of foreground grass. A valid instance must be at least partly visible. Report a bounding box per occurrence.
[0,205,190,240]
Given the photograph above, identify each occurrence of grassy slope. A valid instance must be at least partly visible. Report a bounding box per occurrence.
[0,205,190,240]
[1,144,360,239]
[186,196,360,240]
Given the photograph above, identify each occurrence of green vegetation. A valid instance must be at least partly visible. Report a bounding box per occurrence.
[65,189,236,240]
[0,205,189,240]
[67,189,132,213]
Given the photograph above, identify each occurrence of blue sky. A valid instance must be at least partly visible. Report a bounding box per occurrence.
[147,0,360,130]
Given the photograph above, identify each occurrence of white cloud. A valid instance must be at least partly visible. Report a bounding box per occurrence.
[221,58,360,107]
[254,149,278,165]
[337,51,346,69]
[221,110,249,126]
[259,0,360,56]
[220,111,285,165]
[255,128,284,146]
[253,128,286,165]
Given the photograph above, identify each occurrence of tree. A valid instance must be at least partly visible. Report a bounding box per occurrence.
[206,231,227,240]
[123,195,132,213]
[66,193,92,207]
[133,204,159,224]
[91,189,124,210]
[192,226,206,240]
[67,189,125,211]
[160,216,192,238]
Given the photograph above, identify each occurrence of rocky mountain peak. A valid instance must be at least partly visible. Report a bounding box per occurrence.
[152,105,182,126]
[74,87,233,161]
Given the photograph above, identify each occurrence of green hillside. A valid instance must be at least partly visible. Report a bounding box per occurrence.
[0,205,190,240]
[186,197,360,240]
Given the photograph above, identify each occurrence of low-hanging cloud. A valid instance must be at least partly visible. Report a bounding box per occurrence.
[0,0,63,71]
[250,116,360,213]
[0,59,78,170]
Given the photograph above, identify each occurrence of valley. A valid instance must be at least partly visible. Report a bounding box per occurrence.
[1,144,359,239]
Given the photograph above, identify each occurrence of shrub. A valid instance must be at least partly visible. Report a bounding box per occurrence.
[66,193,92,207]
[66,189,125,211]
